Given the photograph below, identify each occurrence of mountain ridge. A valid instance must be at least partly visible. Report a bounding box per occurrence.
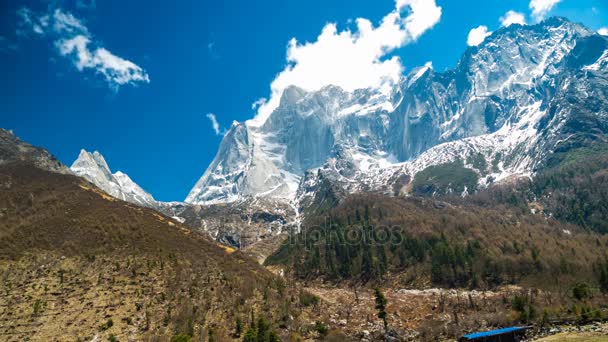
[0,128,69,174]
[60,17,608,250]
[186,17,606,209]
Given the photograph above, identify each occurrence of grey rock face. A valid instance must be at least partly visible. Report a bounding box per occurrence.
[186,84,399,205]
[159,198,296,248]
[0,129,69,174]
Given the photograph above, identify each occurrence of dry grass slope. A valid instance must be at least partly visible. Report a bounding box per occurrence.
[0,163,295,341]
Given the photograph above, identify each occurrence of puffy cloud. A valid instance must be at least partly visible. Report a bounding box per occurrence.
[206,113,221,135]
[467,25,492,47]
[396,0,443,40]
[56,35,149,87]
[500,11,526,27]
[529,0,562,22]
[17,7,148,89]
[599,28,608,36]
[250,0,442,126]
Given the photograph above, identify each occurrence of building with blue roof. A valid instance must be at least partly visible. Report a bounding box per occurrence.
[459,326,531,342]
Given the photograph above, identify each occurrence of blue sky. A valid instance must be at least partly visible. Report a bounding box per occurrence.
[1,0,607,201]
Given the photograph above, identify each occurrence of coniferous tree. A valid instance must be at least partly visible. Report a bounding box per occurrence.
[250,309,256,330]
[243,328,257,342]
[600,266,608,293]
[257,317,270,342]
[235,317,243,337]
[596,259,608,294]
[374,288,388,331]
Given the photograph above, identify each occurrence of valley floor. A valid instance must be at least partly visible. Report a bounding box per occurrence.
[533,322,608,341]
[302,284,524,340]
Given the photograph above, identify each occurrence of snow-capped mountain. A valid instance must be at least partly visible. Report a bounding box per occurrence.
[70,150,158,208]
[188,18,608,207]
[65,18,608,249]
[186,85,399,205]
[69,149,295,248]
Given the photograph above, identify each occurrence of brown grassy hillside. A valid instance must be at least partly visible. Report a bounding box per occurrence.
[0,163,302,341]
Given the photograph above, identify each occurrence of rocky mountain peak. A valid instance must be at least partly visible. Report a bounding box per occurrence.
[72,149,113,180]
[0,129,69,174]
[279,85,307,106]
[71,149,157,208]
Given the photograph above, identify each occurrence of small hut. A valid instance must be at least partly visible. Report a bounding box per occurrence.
[459,326,531,342]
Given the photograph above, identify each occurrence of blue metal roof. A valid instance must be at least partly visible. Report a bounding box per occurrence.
[463,326,529,339]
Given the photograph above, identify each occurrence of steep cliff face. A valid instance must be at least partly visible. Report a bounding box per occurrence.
[185,83,401,206]
[188,18,607,207]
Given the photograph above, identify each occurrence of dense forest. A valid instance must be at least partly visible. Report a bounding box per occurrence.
[267,194,608,290]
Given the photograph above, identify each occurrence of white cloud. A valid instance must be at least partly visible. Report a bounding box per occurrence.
[52,9,88,35]
[397,0,443,40]
[16,8,48,36]
[251,98,266,110]
[500,11,526,27]
[206,113,221,135]
[17,7,149,89]
[57,35,149,87]
[250,0,442,126]
[529,0,562,22]
[599,28,608,36]
[467,25,492,47]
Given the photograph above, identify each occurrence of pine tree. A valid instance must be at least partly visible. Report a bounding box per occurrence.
[597,259,608,294]
[257,317,270,342]
[242,328,257,342]
[377,245,388,277]
[209,327,217,342]
[374,288,388,331]
[600,267,608,293]
[361,246,373,279]
[250,309,256,330]
[235,317,243,337]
